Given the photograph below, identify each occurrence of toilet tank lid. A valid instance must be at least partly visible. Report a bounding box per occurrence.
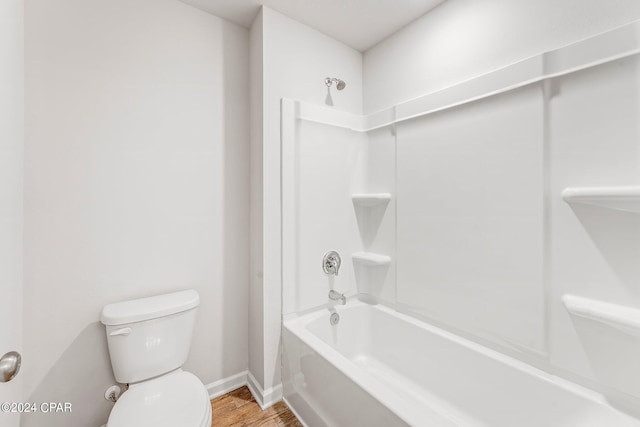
[101,290,200,326]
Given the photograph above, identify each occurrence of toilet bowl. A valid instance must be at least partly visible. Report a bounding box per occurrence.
[100,290,211,427]
[107,370,211,427]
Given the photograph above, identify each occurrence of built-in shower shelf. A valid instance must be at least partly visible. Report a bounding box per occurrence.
[352,252,391,266]
[562,294,640,336]
[562,186,640,213]
[351,193,392,207]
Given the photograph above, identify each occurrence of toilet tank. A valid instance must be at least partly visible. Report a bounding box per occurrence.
[100,290,200,384]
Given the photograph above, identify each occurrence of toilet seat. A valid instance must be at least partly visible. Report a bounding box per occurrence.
[107,370,211,427]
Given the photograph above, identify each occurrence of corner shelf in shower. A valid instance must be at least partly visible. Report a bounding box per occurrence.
[351,193,392,207]
[562,186,640,213]
[352,252,391,266]
[562,294,640,337]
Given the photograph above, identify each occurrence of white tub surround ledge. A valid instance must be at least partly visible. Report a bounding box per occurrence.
[351,193,392,207]
[351,252,392,266]
[563,295,640,337]
[562,186,640,213]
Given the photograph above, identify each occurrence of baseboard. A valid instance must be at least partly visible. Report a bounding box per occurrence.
[205,370,248,400]
[246,371,283,410]
[205,370,283,409]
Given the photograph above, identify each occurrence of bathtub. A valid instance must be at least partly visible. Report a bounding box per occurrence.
[282,300,640,426]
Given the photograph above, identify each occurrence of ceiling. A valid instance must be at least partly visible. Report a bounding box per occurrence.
[179,0,445,52]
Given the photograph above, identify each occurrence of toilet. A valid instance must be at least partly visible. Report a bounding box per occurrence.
[100,290,212,427]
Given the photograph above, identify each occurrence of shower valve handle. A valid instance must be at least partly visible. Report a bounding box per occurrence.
[323,251,341,276]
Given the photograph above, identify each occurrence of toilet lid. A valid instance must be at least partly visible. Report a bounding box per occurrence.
[107,370,210,427]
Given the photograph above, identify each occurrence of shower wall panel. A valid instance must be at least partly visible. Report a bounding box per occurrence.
[548,55,640,400]
[355,126,396,304]
[282,120,366,315]
[396,85,546,355]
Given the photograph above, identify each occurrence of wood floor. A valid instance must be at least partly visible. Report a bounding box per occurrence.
[211,386,303,427]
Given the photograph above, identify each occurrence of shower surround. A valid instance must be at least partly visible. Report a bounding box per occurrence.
[281,21,640,425]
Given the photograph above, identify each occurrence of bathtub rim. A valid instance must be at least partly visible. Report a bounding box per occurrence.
[283,300,638,426]
[284,303,444,426]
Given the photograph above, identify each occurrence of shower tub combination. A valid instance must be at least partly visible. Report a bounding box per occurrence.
[282,301,639,426]
[280,21,640,427]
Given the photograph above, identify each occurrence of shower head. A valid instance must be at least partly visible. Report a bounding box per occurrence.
[325,77,346,91]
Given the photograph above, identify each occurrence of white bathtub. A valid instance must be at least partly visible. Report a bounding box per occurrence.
[282,301,640,426]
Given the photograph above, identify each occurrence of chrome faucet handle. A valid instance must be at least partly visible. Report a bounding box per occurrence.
[323,251,341,276]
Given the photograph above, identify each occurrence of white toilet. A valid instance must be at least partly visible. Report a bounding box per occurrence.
[100,290,212,427]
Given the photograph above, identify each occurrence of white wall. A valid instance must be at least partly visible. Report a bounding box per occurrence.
[248,8,265,391]
[250,5,362,402]
[23,1,249,426]
[0,1,23,426]
[363,0,640,114]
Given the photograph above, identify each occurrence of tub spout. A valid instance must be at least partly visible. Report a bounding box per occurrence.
[329,290,346,305]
